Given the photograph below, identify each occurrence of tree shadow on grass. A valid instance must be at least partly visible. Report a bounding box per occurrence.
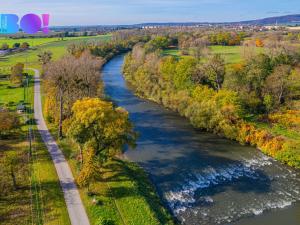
[101,159,176,224]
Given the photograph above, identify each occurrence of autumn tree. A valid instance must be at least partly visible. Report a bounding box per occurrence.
[1,43,9,50]
[204,54,225,90]
[10,63,24,85]
[76,141,99,189]
[67,98,136,163]
[255,39,264,47]
[263,65,292,108]
[0,111,20,137]
[20,42,30,49]
[44,52,104,138]
[38,51,53,66]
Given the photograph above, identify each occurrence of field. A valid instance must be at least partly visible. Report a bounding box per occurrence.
[0,34,111,68]
[0,35,110,48]
[162,45,264,64]
[0,72,70,224]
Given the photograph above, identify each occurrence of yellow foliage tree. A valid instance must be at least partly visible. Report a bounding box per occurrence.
[255,39,264,47]
[67,98,137,162]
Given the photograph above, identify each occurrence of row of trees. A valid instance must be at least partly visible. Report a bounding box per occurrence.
[209,32,245,46]
[43,37,141,188]
[0,42,30,50]
[44,52,105,138]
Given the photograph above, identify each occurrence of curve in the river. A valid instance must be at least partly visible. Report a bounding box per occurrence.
[102,54,300,225]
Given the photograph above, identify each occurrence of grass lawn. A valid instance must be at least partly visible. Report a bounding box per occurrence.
[0,34,111,69]
[0,35,111,48]
[0,74,70,224]
[162,45,265,64]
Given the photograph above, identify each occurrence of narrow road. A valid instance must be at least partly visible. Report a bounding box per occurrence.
[32,69,90,225]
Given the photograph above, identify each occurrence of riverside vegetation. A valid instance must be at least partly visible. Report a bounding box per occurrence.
[42,34,174,225]
[122,31,300,169]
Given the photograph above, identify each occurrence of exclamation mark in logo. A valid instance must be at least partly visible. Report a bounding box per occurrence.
[42,14,50,34]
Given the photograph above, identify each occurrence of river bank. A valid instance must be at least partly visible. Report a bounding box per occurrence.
[103,54,300,225]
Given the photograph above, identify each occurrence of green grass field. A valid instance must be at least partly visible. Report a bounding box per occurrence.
[0,74,70,224]
[0,34,111,69]
[162,45,265,64]
[0,35,110,48]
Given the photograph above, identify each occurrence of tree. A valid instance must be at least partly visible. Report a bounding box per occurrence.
[13,43,20,48]
[204,54,225,90]
[145,36,170,53]
[0,111,20,136]
[44,53,104,138]
[174,57,197,90]
[38,51,53,65]
[67,98,136,163]
[256,39,264,47]
[264,65,292,107]
[159,56,177,81]
[20,42,30,49]
[76,141,99,189]
[1,43,9,50]
[10,63,24,85]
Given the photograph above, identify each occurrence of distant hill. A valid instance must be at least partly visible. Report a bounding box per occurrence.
[134,14,300,27]
[48,14,300,32]
[239,14,300,25]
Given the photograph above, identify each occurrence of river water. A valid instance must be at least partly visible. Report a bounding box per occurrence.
[102,55,300,225]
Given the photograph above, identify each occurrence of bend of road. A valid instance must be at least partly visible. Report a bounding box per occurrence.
[32,68,90,225]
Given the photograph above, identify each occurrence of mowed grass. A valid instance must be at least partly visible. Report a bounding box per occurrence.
[0,34,112,68]
[0,35,110,48]
[0,80,25,109]
[0,75,70,224]
[46,125,174,225]
[162,45,265,64]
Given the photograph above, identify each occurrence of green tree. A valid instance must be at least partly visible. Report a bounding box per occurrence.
[10,63,24,85]
[145,36,170,53]
[174,57,197,90]
[13,43,20,48]
[204,54,225,90]
[264,65,292,106]
[159,56,177,81]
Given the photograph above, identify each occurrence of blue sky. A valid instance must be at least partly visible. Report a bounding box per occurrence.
[1,0,300,25]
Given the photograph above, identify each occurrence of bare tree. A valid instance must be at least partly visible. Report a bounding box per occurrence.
[44,52,104,138]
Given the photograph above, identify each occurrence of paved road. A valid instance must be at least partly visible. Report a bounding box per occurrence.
[32,69,90,225]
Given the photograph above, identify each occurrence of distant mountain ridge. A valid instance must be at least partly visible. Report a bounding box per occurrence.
[134,14,300,27]
[239,14,300,25]
[49,14,300,31]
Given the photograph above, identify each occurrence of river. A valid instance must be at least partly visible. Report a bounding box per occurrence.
[102,54,300,225]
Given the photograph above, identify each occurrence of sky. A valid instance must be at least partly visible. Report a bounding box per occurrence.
[1,0,300,26]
